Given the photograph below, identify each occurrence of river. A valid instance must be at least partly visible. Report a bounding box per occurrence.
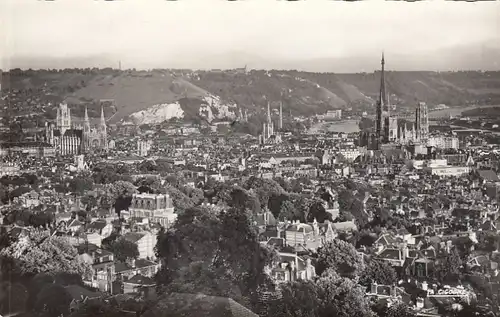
[309,120,360,134]
[428,105,500,119]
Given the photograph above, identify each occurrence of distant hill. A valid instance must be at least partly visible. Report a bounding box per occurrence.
[3,68,500,123]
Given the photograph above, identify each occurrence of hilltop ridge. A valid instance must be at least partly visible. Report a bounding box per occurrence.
[2,68,500,124]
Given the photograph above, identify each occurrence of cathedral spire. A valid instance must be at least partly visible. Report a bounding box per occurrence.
[267,100,271,125]
[100,106,106,126]
[84,106,89,123]
[379,52,387,108]
[279,91,283,130]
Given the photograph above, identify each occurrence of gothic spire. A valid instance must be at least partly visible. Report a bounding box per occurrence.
[100,106,106,126]
[379,52,387,109]
[84,106,89,122]
[267,100,271,125]
[279,91,283,130]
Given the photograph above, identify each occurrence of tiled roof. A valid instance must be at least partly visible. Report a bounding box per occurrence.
[123,232,146,243]
[419,249,437,259]
[124,274,155,285]
[378,248,402,260]
[286,224,313,233]
[478,169,500,182]
[114,259,158,273]
[332,221,357,231]
[87,219,107,231]
[141,293,258,317]
[53,129,83,138]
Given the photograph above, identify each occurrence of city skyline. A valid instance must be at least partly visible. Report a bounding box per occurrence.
[1,0,500,72]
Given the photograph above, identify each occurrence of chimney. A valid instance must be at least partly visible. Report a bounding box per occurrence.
[416,298,424,309]
[390,284,397,297]
[402,243,409,259]
[421,281,428,291]
[290,261,296,281]
[127,258,136,268]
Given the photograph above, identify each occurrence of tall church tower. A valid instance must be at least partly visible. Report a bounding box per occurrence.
[267,101,273,138]
[83,106,91,152]
[415,101,429,141]
[99,106,107,150]
[279,92,283,130]
[56,103,71,135]
[375,53,398,147]
[375,53,389,148]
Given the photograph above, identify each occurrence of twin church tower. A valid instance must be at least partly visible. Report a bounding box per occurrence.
[45,103,108,155]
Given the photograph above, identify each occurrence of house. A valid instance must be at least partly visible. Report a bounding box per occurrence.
[374,233,400,248]
[467,255,490,271]
[376,245,408,267]
[254,210,277,232]
[86,219,113,238]
[269,252,316,283]
[366,282,410,304]
[122,274,156,298]
[66,218,84,233]
[77,244,115,292]
[114,258,160,282]
[122,231,157,259]
[283,219,336,251]
[332,220,358,233]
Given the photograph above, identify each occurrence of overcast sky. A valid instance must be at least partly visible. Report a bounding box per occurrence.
[1,0,499,71]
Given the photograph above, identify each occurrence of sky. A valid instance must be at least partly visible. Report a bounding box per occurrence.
[1,0,500,72]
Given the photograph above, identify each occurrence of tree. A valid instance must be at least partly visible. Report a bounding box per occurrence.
[243,177,284,209]
[137,160,158,173]
[0,232,92,279]
[68,176,94,195]
[182,186,205,206]
[435,247,463,283]
[316,239,365,279]
[165,185,195,214]
[477,231,500,253]
[269,281,320,317]
[35,284,73,317]
[278,199,299,221]
[108,238,139,262]
[0,281,29,317]
[373,302,416,317]
[442,302,495,317]
[103,180,137,216]
[271,270,375,317]
[228,187,261,215]
[68,297,124,317]
[359,259,397,287]
[307,199,333,223]
[316,270,375,317]
[155,206,277,309]
[352,230,377,248]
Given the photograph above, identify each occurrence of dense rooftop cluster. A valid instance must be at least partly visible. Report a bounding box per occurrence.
[2,68,500,317]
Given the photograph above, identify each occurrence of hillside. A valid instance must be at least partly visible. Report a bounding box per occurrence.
[186,70,500,115]
[3,69,500,123]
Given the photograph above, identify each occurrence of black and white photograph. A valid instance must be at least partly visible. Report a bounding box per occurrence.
[1,0,500,316]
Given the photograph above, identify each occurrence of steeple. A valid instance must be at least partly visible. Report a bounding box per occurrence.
[267,101,271,125]
[375,52,390,148]
[99,106,107,150]
[83,106,91,137]
[100,106,106,126]
[379,52,388,111]
[279,91,283,130]
[84,106,89,122]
